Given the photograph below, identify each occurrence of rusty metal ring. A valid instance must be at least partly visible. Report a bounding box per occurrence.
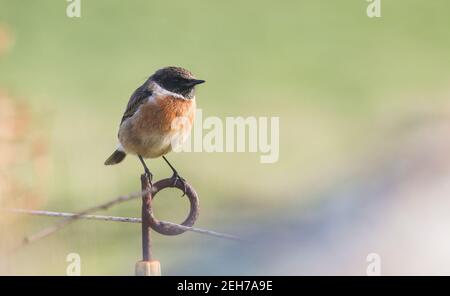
[148,178,199,235]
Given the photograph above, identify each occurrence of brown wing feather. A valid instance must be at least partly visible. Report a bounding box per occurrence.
[120,83,153,125]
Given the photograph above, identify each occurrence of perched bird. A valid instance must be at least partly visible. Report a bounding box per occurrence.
[105,66,205,190]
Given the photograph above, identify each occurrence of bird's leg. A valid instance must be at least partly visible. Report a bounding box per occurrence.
[162,156,187,196]
[138,155,153,186]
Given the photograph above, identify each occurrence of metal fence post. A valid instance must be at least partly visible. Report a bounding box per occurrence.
[135,174,161,276]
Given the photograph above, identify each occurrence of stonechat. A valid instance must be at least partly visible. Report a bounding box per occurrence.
[105,66,205,191]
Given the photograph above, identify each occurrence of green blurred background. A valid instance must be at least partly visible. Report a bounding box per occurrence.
[1,0,450,275]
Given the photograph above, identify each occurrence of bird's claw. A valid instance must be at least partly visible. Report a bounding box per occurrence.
[171,173,187,196]
[144,169,153,187]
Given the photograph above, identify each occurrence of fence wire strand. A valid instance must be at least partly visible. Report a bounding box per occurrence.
[8,189,148,246]
[3,208,242,242]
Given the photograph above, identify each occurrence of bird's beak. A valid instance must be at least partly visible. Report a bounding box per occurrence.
[188,79,206,86]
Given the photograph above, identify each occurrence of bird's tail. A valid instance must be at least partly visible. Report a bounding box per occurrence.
[104,150,126,165]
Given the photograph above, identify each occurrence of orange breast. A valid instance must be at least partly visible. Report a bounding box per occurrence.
[119,94,196,158]
[138,95,196,133]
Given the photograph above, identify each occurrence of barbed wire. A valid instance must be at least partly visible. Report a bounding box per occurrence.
[10,188,149,246]
[2,176,243,260]
[3,207,242,242]
[5,208,142,223]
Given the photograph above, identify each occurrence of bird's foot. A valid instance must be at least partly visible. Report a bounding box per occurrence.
[144,168,153,187]
[171,173,187,196]
[138,155,153,187]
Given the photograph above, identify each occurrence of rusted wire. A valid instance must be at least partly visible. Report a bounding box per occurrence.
[3,173,241,276]
[148,177,200,235]
[14,188,149,246]
[3,208,241,241]
[141,174,152,260]
[139,175,201,261]
[3,172,242,273]
[4,208,141,223]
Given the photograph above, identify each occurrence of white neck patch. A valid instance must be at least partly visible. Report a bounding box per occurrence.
[150,82,189,100]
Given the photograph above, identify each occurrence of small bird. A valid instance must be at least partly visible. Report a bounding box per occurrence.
[105,66,205,190]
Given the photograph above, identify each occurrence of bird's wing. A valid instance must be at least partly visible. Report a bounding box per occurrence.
[120,84,153,125]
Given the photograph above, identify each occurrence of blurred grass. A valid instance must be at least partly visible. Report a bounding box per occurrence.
[1,0,450,274]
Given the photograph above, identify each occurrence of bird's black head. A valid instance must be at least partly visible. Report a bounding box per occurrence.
[151,66,205,99]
